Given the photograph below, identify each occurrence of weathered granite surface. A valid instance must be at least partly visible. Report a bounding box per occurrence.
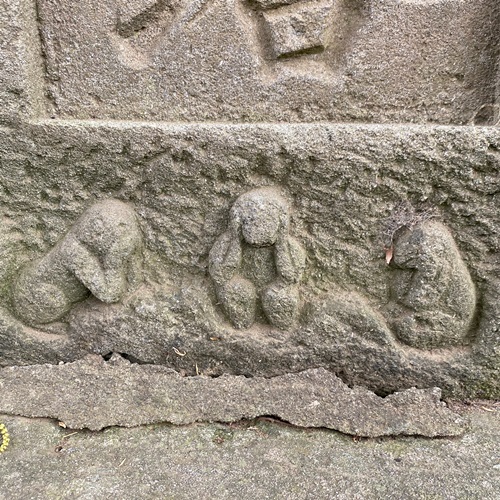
[0,404,498,499]
[0,0,45,124]
[0,354,467,436]
[0,1,499,425]
[30,0,500,124]
[2,0,500,124]
[0,122,498,398]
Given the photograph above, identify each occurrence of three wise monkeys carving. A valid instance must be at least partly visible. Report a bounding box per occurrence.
[7,186,477,351]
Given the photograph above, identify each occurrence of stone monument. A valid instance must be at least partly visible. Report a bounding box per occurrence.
[0,0,498,433]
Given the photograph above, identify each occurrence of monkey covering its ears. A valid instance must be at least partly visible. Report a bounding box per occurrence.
[209,187,305,329]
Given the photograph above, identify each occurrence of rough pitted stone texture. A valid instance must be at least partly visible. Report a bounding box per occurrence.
[0,406,498,499]
[1,0,499,439]
[261,2,334,58]
[0,354,467,436]
[0,0,46,125]
[0,122,498,399]
[26,0,500,123]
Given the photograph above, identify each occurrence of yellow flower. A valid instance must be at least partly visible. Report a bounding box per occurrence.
[0,424,10,453]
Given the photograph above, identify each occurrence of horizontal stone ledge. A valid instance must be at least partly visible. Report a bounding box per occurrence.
[18,119,500,133]
[0,355,467,437]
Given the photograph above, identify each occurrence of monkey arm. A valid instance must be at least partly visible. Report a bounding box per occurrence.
[65,238,127,303]
[208,230,243,286]
[275,235,306,284]
[125,249,143,292]
[401,257,450,310]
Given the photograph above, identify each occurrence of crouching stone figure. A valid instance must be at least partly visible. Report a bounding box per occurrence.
[389,220,476,349]
[13,199,143,326]
[209,187,305,330]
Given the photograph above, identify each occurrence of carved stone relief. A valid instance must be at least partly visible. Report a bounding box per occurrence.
[0,122,497,398]
[209,187,305,329]
[12,200,143,327]
[110,0,181,70]
[252,0,335,59]
[386,221,477,349]
[33,0,497,123]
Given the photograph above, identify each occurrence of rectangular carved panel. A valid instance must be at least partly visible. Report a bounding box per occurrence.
[34,0,499,123]
[0,121,498,399]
